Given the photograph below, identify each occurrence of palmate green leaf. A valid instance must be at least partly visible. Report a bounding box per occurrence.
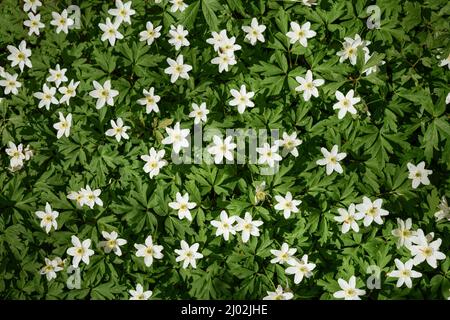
[180,0,201,29]
[202,0,221,31]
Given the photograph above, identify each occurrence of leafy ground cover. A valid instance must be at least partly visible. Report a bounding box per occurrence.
[0,0,449,300]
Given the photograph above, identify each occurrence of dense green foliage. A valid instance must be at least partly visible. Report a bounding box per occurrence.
[0,0,449,299]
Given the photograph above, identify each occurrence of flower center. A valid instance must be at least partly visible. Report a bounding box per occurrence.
[107,240,117,248]
[60,18,66,25]
[421,247,433,257]
[329,156,337,164]
[18,53,25,60]
[146,247,153,255]
[346,289,355,296]
[367,207,377,216]
[180,203,187,211]
[76,247,85,255]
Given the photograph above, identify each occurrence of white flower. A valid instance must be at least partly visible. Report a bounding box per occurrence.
[23,0,42,13]
[391,218,416,249]
[35,202,59,234]
[47,64,68,88]
[337,40,361,66]
[89,80,119,109]
[67,191,85,208]
[6,142,25,169]
[334,203,364,233]
[7,40,32,72]
[229,85,255,114]
[206,30,228,52]
[59,80,80,105]
[175,240,203,269]
[99,231,127,256]
[286,21,316,47]
[207,135,236,164]
[446,92,450,105]
[164,55,192,83]
[170,0,188,13]
[407,161,432,189]
[40,258,63,281]
[316,145,346,175]
[439,53,450,70]
[24,144,33,160]
[409,229,445,268]
[99,18,124,47]
[34,84,59,110]
[270,243,297,265]
[435,197,450,222]
[50,10,74,34]
[189,102,209,124]
[108,0,136,25]
[285,255,316,284]
[141,148,167,179]
[168,25,190,51]
[0,72,22,95]
[301,0,317,6]
[161,122,190,154]
[169,192,196,221]
[53,112,72,139]
[80,185,103,209]
[219,36,241,56]
[24,12,45,36]
[137,87,160,114]
[105,118,130,142]
[363,51,385,76]
[333,276,366,300]
[139,22,162,45]
[336,34,368,65]
[66,235,95,268]
[275,132,303,158]
[355,196,389,227]
[257,143,282,168]
[294,70,324,101]
[211,210,237,241]
[263,285,293,300]
[242,18,266,45]
[134,235,164,267]
[254,181,267,204]
[274,192,301,219]
[129,284,152,300]
[235,212,263,243]
[332,89,360,119]
[211,53,237,73]
[388,259,422,288]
